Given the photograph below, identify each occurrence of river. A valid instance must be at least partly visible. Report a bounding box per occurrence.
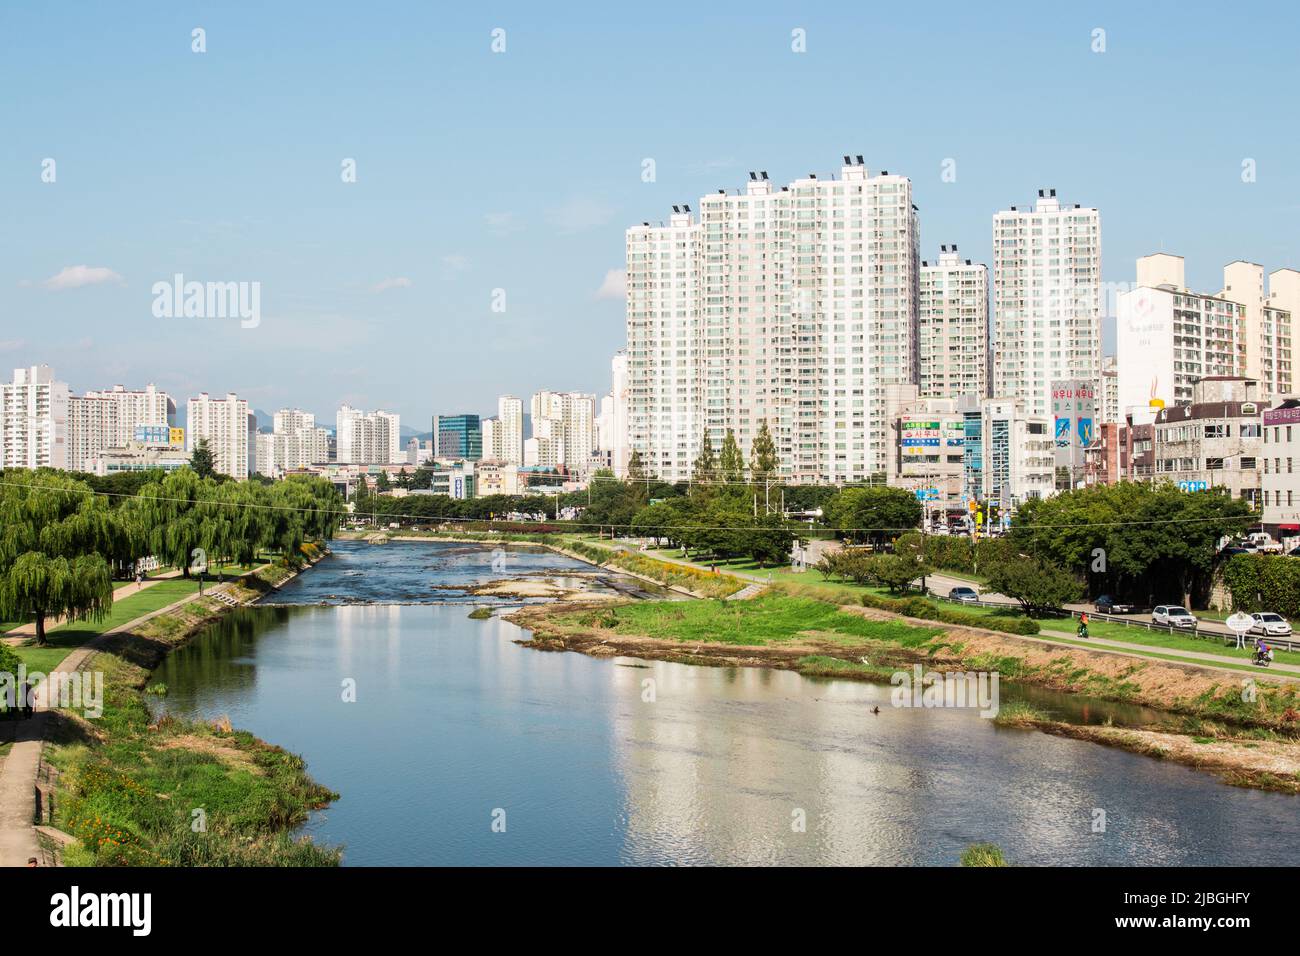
[151,539,1300,866]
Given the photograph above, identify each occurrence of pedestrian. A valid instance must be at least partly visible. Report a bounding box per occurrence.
[20,679,33,719]
[26,857,38,867]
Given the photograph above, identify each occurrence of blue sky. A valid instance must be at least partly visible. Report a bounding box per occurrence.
[2,1,1297,426]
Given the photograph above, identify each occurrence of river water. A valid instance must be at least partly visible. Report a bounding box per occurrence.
[152,539,1300,866]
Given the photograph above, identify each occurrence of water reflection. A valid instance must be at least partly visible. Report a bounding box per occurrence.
[151,544,1300,867]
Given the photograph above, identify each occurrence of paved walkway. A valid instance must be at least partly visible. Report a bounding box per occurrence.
[2,569,183,642]
[0,585,212,867]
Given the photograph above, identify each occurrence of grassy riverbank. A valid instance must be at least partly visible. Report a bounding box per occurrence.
[43,555,340,866]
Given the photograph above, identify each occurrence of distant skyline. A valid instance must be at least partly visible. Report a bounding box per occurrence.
[4,1,1299,422]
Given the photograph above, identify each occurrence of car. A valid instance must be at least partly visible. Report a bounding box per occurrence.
[1249,612,1293,637]
[948,586,979,604]
[1094,594,1136,615]
[1153,605,1198,629]
[1220,546,1253,557]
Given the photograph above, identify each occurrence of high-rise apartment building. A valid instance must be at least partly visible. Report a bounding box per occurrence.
[992,189,1102,420]
[1117,254,1247,415]
[335,405,401,464]
[627,156,920,483]
[261,407,330,476]
[530,390,595,470]
[1,365,70,470]
[919,244,989,400]
[482,395,524,464]
[187,392,253,478]
[63,383,176,473]
[1220,261,1294,400]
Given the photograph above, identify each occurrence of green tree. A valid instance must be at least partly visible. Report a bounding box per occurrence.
[627,449,647,482]
[865,553,926,594]
[749,420,778,484]
[824,486,922,548]
[190,438,217,479]
[719,429,744,484]
[0,471,119,646]
[692,433,717,486]
[129,469,209,579]
[983,554,1083,617]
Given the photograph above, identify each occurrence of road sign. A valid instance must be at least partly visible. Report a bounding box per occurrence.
[1225,611,1254,649]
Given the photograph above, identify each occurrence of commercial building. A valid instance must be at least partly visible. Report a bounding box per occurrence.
[1151,377,1264,506]
[980,397,1054,508]
[1,365,70,470]
[90,441,190,476]
[1051,378,1098,490]
[1262,399,1300,536]
[475,460,522,496]
[627,156,921,483]
[884,385,966,506]
[992,190,1102,420]
[918,245,989,400]
[186,392,254,478]
[431,414,482,460]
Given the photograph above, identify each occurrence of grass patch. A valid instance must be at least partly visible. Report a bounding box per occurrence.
[43,554,339,867]
[991,700,1052,727]
[960,843,1008,867]
[467,607,493,620]
[571,594,944,648]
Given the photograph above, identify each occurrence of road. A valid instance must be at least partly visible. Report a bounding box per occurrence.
[922,570,1268,645]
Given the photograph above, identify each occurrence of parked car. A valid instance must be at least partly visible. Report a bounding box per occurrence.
[948,586,979,604]
[1094,594,1136,614]
[1220,546,1254,557]
[1153,605,1198,629]
[1249,612,1293,637]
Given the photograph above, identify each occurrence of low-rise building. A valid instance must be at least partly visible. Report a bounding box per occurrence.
[1151,377,1263,506]
[90,440,191,475]
[1262,399,1300,535]
[885,387,967,507]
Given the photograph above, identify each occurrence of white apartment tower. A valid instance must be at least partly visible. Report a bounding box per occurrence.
[82,384,174,444]
[1220,261,1294,400]
[992,189,1102,419]
[625,206,702,481]
[1117,254,1247,414]
[335,405,401,464]
[493,395,524,464]
[1,365,70,470]
[187,392,252,478]
[919,245,989,400]
[626,157,920,483]
[530,390,595,470]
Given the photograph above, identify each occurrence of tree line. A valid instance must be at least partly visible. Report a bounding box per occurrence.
[0,468,342,646]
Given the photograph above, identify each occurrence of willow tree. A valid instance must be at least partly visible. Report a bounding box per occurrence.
[0,470,118,646]
[129,469,211,578]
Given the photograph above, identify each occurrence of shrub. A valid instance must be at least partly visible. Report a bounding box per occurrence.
[859,592,1039,636]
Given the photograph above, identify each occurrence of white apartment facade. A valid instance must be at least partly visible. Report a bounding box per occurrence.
[187,392,253,478]
[67,394,120,473]
[992,189,1102,420]
[1220,261,1295,400]
[627,157,920,484]
[336,405,401,464]
[1,365,70,470]
[1116,254,1247,414]
[530,390,595,470]
[82,384,173,445]
[483,395,524,465]
[919,244,989,401]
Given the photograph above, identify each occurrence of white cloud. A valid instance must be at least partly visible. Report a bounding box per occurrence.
[440,255,471,279]
[42,265,124,290]
[0,339,26,352]
[371,276,413,293]
[594,268,626,301]
[549,197,615,235]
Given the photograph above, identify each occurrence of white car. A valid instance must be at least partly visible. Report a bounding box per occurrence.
[1249,612,1293,637]
[1153,605,1198,629]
